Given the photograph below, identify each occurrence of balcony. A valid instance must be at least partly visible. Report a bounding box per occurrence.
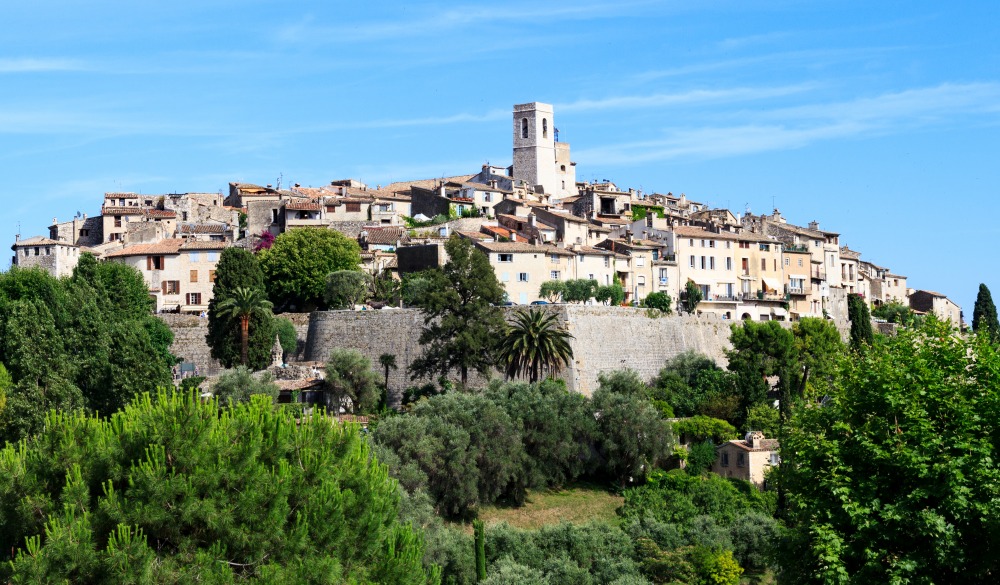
[784,244,809,253]
[785,284,812,296]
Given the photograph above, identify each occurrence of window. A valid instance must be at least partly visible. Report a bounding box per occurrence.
[721,452,729,467]
[182,212,188,221]
[208,252,219,262]
[498,254,513,263]
[770,453,780,466]
[147,255,164,270]
[798,258,803,267]
[114,216,122,228]
[701,239,706,247]
[542,118,548,138]
[45,247,51,255]
[190,270,198,283]
[550,270,561,280]
[774,259,778,271]
[209,270,216,283]
[709,240,716,248]
[638,275,645,287]
[739,241,750,249]
[725,241,731,249]
[346,202,362,213]
[726,257,732,271]
[483,193,491,203]
[689,239,694,247]
[186,293,202,306]
[603,256,610,268]
[737,453,746,468]
[79,229,89,237]
[701,256,706,269]
[689,255,696,268]
[785,258,789,266]
[190,251,200,262]
[33,247,39,256]
[761,258,766,271]
[518,273,529,282]
[551,255,559,264]
[501,272,510,282]
[659,268,668,283]
[709,257,715,270]
[271,209,279,223]
[636,256,645,267]
[759,243,770,251]
[521,118,528,138]
[162,280,180,294]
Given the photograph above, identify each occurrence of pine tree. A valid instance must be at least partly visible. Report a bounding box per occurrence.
[972,283,999,341]
[848,293,874,351]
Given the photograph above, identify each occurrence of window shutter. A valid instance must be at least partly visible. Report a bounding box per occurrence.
[147,256,152,270]
[161,281,166,293]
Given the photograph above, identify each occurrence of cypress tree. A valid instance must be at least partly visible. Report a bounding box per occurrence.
[972,283,999,341]
[848,293,874,351]
[474,519,486,582]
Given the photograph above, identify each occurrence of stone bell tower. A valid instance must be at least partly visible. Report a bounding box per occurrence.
[513,102,575,198]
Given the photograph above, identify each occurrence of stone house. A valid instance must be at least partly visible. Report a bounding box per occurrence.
[471,239,576,305]
[712,431,780,488]
[909,290,962,327]
[594,237,657,304]
[10,236,83,277]
[104,239,227,313]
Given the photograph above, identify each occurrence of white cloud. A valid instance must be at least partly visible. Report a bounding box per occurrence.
[0,58,87,73]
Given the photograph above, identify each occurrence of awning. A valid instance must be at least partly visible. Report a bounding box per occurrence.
[761,278,779,292]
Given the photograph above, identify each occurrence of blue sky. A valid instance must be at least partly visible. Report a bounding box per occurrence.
[2,0,997,315]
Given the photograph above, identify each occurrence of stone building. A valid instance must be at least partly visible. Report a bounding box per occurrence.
[10,236,83,277]
[909,289,962,327]
[712,431,780,488]
[512,102,576,199]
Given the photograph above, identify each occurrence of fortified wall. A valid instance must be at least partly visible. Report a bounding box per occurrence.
[165,307,851,395]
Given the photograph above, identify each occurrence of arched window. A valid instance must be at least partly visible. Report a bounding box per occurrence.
[521,118,528,138]
[542,118,548,138]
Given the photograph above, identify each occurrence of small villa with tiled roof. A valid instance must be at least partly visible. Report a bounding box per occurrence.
[712,431,780,488]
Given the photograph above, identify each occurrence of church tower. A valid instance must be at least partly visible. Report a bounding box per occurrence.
[512,102,559,197]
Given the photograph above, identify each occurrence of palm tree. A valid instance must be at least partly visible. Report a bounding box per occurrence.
[214,286,273,366]
[378,353,398,407]
[496,308,574,383]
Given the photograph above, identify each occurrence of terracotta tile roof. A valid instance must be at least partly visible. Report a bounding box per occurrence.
[179,240,229,251]
[670,226,767,242]
[104,239,185,258]
[285,201,323,211]
[461,181,514,194]
[12,236,74,248]
[575,245,616,256]
[383,174,476,193]
[102,206,146,216]
[145,209,177,219]
[178,223,229,234]
[474,241,576,256]
[276,378,324,391]
[104,192,140,198]
[480,225,514,239]
[724,438,780,452]
[361,226,409,246]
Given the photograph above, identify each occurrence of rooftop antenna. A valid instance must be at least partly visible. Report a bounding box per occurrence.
[277,173,283,191]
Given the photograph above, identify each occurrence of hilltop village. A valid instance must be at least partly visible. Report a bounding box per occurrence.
[11,102,961,325]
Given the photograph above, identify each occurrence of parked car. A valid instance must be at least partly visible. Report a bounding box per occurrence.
[530,300,549,305]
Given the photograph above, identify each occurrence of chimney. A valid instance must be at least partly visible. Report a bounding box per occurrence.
[510,232,517,242]
[809,221,819,230]
[439,184,446,198]
[529,214,536,227]
[52,217,57,225]
[626,230,633,244]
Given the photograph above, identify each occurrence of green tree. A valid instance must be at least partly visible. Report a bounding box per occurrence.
[326,269,371,309]
[596,280,625,306]
[791,316,844,400]
[847,292,873,350]
[642,291,672,314]
[592,370,673,485]
[682,280,702,314]
[486,379,597,488]
[325,348,381,414]
[0,391,437,583]
[727,321,797,427]
[274,316,298,359]
[563,279,599,303]
[972,282,999,341]
[211,365,280,405]
[781,316,1000,583]
[380,353,399,404]
[474,519,486,582]
[872,300,914,326]
[259,227,362,311]
[538,280,567,303]
[496,308,573,383]
[409,236,505,387]
[214,286,274,366]
[653,352,737,421]
[370,267,402,306]
[207,247,276,370]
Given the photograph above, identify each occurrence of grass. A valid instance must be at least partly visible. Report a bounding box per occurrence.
[461,483,623,532]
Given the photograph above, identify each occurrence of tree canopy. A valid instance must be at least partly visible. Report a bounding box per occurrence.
[408,236,505,387]
[847,293,873,350]
[496,308,573,383]
[258,227,362,311]
[781,316,1000,583]
[207,247,276,370]
[0,391,437,583]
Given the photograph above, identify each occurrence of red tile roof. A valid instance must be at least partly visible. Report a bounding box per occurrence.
[104,239,185,258]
